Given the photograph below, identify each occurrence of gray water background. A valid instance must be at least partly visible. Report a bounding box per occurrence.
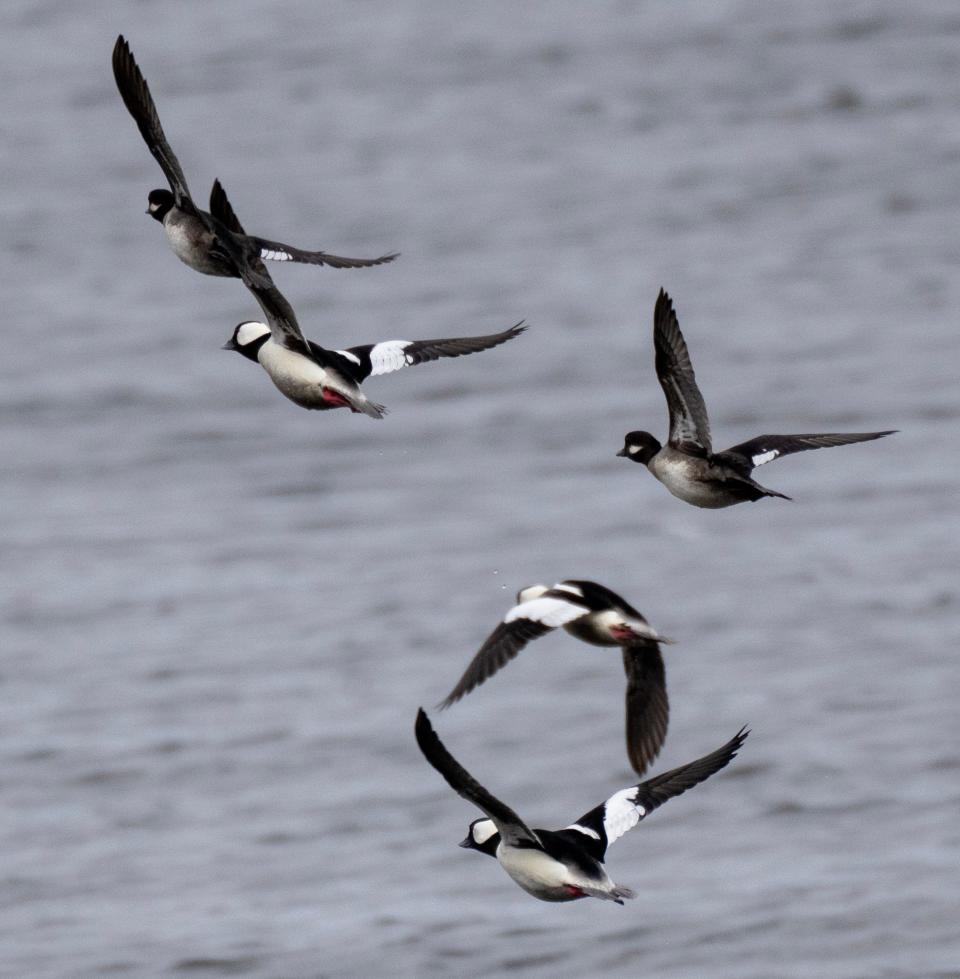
[2,1,959,976]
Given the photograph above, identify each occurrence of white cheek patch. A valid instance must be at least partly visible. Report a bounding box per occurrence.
[236,321,270,345]
[752,449,780,466]
[261,248,293,262]
[505,596,585,629]
[368,340,412,376]
[472,819,498,845]
[602,788,644,844]
[628,444,642,455]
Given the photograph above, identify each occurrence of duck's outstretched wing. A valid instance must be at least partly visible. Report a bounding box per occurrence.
[206,182,397,270]
[248,235,398,270]
[415,709,539,849]
[112,35,198,216]
[622,644,669,778]
[438,588,589,708]
[718,431,896,472]
[653,288,712,453]
[342,323,526,382]
[563,727,748,860]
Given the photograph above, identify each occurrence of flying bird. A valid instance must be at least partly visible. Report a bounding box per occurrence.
[439,580,673,777]
[617,288,895,507]
[416,708,747,904]
[212,181,525,417]
[111,35,396,279]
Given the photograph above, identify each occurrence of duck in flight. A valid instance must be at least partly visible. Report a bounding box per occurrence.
[439,580,673,777]
[111,35,396,279]
[617,289,895,508]
[416,708,747,904]
[211,181,525,417]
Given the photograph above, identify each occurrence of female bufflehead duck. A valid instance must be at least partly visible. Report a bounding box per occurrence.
[416,708,747,904]
[617,288,895,507]
[112,36,396,278]
[440,579,673,776]
[213,181,525,417]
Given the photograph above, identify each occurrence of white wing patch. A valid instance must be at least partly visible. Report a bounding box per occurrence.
[236,320,270,346]
[552,582,584,599]
[602,787,645,846]
[261,248,293,262]
[752,448,780,467]
[368,340,413,376]
[336,349,362,366]
[504,596,587,629]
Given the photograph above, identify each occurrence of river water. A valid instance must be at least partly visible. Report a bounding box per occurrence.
[2,1,958,976]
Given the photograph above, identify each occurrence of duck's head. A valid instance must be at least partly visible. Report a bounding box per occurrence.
[459,818,499,857]
[617,431,661,465]
[222,320,270,362]
[146,188,175,222]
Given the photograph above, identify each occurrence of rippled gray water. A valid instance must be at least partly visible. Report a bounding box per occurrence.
[3,2,959,976]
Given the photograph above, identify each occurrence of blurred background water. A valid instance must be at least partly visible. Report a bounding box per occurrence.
[2,1,958,976]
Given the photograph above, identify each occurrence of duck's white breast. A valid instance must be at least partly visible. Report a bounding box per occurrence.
[258,343,330,403]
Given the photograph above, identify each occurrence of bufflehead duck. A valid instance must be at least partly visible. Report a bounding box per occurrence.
[439,580,673,776]
[212,181,525,416]
[416,708,747,904]
[112,36,396,278]
[617,289,895,508]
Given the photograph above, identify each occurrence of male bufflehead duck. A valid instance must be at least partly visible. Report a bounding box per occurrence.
[439,579,673,776]
[211,181,525,417]
[617,288,895,508]
[416,708,747,904]
[112,36,396,278]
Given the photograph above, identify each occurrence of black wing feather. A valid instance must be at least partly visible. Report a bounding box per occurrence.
[112,35,197,216]
[414,709,538,845]
[622,645,669,778]
[629,727,749,817]
[209,179,247,236]
[394,323,528,368]
[439,618,552,709]
[569,727,749,858]
[719,431,896,472]
[208,180,282,293]
[653,288,712,452]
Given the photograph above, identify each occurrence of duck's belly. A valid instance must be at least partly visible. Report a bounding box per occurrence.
[164,214,225,275]
[258,344,335,408]
[498,847,582,902]
[650,454,735,508]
